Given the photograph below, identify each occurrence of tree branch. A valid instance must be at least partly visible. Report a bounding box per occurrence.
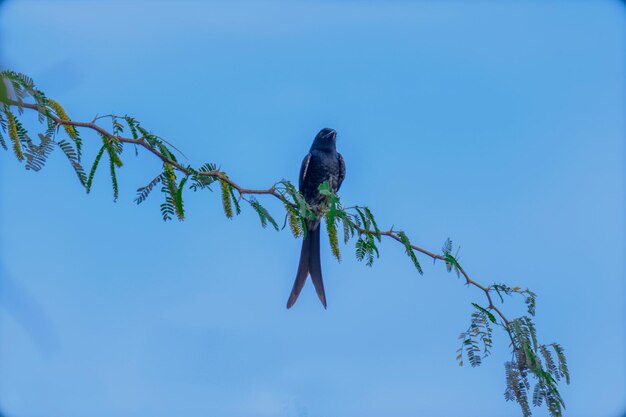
[12,99,511,326]
[0,70,569,417]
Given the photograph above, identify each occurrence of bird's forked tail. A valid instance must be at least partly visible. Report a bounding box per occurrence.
[286,222,327,309]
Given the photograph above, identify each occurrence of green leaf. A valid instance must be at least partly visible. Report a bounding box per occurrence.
[283,180,315,221]
[229,183,241,215]
[57,139,87,187]
[174,176,186,220]
[552,343,570,385]
[471,303,497,324]
[397,231,423,274]
[24,133,55,172]
[106,145,119,201]
[135,173,163,204]
[339,211,354,243]
[125,116,140,140]
[190,162,218,191]
[250,197,279,230]
[48,98,82,159]
[5,108,24,161]
[161,163,184,220]
[355,237,366,262]
[87,144,106,193]
[325,210,341,261]
[318,180,331,196]
[355,207,369,230]
[220,179,233,219]
[0,77,8,104]
[365,233,379,266]
[160,197,175,221]
[284,202,302,238]
[364,207,381,241]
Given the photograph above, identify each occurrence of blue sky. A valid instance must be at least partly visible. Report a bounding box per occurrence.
[0,1,624,416]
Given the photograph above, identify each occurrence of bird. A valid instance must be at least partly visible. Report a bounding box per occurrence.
[286,128,346,309]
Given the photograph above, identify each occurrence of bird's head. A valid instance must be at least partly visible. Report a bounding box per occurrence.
[311,128,337,151]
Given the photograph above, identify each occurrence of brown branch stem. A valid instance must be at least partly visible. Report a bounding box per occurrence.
[10,99,511,329]
[354,226,510,327]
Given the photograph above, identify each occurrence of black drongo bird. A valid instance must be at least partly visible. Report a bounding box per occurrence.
[286,128,345,309]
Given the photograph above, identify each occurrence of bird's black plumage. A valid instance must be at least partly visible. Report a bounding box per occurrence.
[287,128,345,309]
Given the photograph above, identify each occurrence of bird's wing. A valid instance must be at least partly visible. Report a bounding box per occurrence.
[336,153,346,191]
[299,153,312,191]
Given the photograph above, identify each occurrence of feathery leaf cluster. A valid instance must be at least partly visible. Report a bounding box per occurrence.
[48,98,81,158]
[442,238,462,277]
[503,317,569,417]
[249,197,279,230]
[457,303,495,367]
[1,71,85,185]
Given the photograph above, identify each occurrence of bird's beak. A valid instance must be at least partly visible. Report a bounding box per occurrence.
[327,130,337,140]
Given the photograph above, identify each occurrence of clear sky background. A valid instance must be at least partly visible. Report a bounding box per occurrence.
[0,1,624,417]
